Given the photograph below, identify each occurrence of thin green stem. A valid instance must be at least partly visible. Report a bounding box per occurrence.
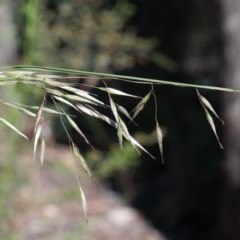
[2,65,239,93]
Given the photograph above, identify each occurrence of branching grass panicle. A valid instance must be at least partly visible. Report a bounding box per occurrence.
[0,65,239,218]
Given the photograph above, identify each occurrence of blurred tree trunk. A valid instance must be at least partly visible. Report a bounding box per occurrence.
[0,0,17,64]
[220,0,240,239]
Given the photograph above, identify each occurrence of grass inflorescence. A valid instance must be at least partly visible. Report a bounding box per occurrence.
[0,65,239,218]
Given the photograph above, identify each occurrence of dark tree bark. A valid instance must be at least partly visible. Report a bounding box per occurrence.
[220,0,240,239]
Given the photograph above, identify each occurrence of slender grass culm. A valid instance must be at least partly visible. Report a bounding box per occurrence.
[0,65,239,219]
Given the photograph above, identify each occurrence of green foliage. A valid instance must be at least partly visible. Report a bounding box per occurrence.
[21,0,39,62]
[22,0,158,72]
[86,131,157,178]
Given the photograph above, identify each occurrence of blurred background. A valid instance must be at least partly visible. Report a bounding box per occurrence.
[0,0,240,239]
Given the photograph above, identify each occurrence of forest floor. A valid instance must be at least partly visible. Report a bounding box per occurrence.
[0,139,166,240]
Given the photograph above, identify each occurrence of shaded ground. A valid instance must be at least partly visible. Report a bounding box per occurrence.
[0,139,166,240]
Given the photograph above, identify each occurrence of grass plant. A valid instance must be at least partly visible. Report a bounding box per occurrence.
[0,64,238,218]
